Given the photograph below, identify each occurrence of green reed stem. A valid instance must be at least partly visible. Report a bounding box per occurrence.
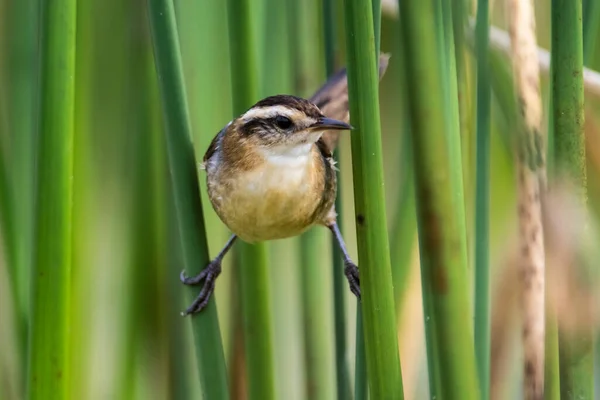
[321,2,352,398]
[356,3,382,398]
[300,231,336,400]
[545,41,561,400]
[439,0,468,284]
[27,1,76,398]
[287,1,337,398]
[372,0,381,57]
[5,1,38,367]
[227,0,276,398]
[147,0,229,398]
[343,0,404,397]
[389,10,417,317]
[546,312,561,399]
[474,0,491,398]
[323,0,337,76]
[399,0,479,397]
[583,0,600,66]
[552,0,594,398]
[354,309,368,400]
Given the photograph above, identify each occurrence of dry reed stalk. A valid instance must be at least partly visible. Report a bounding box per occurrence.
[507,0,546,398]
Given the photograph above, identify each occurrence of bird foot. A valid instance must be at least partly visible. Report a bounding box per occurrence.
[344,261,361,299]
[179,260,222,316]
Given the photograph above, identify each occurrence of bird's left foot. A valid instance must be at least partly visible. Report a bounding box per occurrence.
[179,260,222,316]
[344,261,361,299]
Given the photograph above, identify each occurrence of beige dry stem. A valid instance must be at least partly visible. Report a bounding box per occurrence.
[507,0,546,398]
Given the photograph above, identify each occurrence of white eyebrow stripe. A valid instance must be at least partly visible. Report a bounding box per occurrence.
[241,105,301,121]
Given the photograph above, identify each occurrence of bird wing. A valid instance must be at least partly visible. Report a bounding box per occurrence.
[309,53,390,153]
[202,125,227,166]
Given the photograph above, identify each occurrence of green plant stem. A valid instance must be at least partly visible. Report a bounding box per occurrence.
[226,0,276,398]
[354,1,384,398]
[372,0,381,56]
[439,0,469,280]
[146,0,229,398]
[323,0,337,76]
[583,0,600,66]
[474,0,491,398]
[143,43,192,400]
[552,0,593,398]
[27,0,76,398]
[354,309,368,400]
[69,0,95,396]
[545,311,561,399]
[545,45,561,400]
[174,0,235,374]
[321,2,351,398]
[300,231,336,400]
[398,0,479,398]
[452,1,476,238]
[389,12,417,316]
[289,2,337,399]
[0,117,20,365]
[6,1,38,366]
[342,0,404,398]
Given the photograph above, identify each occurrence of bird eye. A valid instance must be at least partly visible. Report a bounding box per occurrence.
[275,115,293,130]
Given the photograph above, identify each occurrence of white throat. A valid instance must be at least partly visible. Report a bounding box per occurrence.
[261,143,313,168]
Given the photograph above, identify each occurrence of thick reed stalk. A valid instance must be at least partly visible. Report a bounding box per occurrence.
[5,1,38,364]
[551,0,594,398]
[68,0,95,396]
[147,0,229,398]
[27,0,76,398]
[357,2,382,398]
[389,9,417,318]
[508,1,547,398]
[439,0,468,274]
[398,0,479,397]
[342,0,404,398]
[226,0,276,398]
[474,0,491,398]
[321,2,352,398]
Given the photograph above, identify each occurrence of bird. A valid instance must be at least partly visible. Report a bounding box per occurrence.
[180,55,390,316]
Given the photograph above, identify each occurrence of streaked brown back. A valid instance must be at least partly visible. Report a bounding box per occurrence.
[309,53,390,152]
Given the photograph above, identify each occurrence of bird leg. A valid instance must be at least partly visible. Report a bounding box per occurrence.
[328,222,361,299]
[179,234,238,316]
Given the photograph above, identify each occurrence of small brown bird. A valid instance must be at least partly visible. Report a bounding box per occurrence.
[181,56,390,315]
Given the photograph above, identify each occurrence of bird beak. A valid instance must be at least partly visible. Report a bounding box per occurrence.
[312,117,353,131]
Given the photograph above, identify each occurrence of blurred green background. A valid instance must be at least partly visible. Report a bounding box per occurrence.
[1,0,599,399]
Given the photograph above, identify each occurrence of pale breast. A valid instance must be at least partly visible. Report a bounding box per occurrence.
[207,145,326,243]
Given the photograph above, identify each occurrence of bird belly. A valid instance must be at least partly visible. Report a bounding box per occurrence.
[208,162,323,243]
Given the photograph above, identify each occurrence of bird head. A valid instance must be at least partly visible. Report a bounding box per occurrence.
[232,95,352,154]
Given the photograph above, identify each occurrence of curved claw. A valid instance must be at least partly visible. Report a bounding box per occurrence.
[180,266,210,285]
[180,260,222,316]
[344,262,361,300]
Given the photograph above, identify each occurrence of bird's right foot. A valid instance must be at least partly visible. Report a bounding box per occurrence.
[179,260,222,316]
[344,261,361,299]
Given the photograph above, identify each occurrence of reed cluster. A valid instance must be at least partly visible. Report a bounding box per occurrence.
[0,0,598,399]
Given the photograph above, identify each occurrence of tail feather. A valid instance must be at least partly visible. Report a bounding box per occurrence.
[310,53,391,152]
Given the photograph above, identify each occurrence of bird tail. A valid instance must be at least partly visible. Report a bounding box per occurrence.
[309,53,391,153]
